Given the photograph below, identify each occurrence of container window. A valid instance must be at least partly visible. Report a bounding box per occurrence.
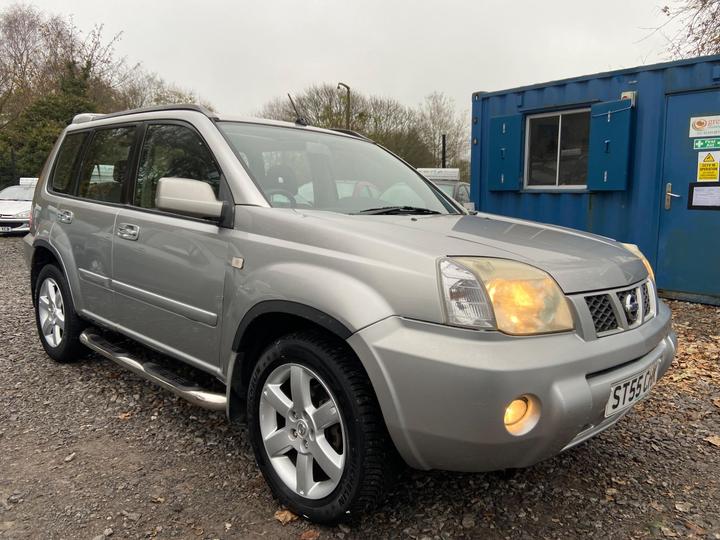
[525,109,590,189]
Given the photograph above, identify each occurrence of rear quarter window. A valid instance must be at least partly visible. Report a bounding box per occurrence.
[50,132,88,194]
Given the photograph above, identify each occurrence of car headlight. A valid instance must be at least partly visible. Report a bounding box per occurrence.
[439,257,574,335]
[14,210,30,219]
[621,243,654,282]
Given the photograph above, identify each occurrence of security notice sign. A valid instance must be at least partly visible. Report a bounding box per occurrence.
[697,151,720,181]
[690,115,720,137]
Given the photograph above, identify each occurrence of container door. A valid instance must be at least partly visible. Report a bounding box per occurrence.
[657,90,720,302]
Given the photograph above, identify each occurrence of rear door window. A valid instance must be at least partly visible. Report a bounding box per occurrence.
[134,124,221,209]
[51,132,88,194]
[77,127,137,203]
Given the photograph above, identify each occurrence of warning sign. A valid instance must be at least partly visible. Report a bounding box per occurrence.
[697,151,720,181]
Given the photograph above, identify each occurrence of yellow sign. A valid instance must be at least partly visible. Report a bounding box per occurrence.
[698,151,720,181]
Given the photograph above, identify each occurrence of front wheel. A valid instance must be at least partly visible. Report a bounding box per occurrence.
[247,331,393,523]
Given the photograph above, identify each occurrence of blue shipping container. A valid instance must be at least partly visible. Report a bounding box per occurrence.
[471,55,720,304]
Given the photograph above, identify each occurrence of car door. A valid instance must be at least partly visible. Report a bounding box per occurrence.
[111,121,229,373]
[52,126,138,321]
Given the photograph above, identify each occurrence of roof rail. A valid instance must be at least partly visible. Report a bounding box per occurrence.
[329,128,372,140]
[71,103,218,125]
[72,113,106,124]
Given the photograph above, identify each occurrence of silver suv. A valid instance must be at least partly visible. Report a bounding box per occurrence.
[24,105,676,522]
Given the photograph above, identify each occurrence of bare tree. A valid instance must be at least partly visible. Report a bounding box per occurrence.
[114,70,211,111]
[0,3,210,128]
[258,84,471,169]
[416,92,469,169]
[662,0,720,58]
[259,83,368,128]
[258,84,445,166]
[0,4,132,128]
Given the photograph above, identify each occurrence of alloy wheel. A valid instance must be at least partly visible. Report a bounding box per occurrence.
[38,277,65,348]
[259,363,346,499]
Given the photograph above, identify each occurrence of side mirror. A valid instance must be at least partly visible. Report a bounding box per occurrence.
[156,177,224,220]
[463,202,476,212]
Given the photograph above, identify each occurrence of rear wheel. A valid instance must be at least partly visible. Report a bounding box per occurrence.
[34,265,85,362]
[247,331,393,523]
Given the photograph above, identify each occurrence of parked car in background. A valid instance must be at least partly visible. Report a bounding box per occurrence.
[415,168,473,210]
[0,178,37,234]
[24,105,675,523]
[433,180,472,207]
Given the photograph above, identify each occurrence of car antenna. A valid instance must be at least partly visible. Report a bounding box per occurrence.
[287,94,308,126]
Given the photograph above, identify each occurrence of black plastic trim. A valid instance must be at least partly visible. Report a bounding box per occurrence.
[30,239,70,302]
[232,300,353,351]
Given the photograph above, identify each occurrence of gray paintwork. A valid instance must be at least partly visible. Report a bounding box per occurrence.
[24,108,675,472]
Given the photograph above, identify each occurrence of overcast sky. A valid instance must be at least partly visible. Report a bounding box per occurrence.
[20,0,679,116]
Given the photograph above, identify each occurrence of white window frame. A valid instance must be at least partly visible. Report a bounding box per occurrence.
[523,108,590,190]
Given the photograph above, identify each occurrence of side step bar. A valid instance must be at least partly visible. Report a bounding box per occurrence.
[79,330,227,412]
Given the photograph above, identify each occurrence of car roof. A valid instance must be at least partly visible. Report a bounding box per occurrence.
[69,104,367,141]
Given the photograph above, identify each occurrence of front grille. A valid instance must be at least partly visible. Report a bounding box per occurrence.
[586,294,618,334]
[583,280,654,337]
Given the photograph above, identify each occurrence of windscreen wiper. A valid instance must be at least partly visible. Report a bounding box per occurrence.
[354,206,442,215]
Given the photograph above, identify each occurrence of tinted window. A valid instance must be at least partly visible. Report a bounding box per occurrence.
[77,127,136,203]
[135,124,221,209]
[51,132,87,194]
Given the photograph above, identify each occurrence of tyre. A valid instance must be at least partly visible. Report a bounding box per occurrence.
[34,264,86,362]
[247,331,393,523]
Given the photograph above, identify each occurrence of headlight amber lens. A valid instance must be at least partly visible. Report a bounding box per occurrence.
[453,258,574,335]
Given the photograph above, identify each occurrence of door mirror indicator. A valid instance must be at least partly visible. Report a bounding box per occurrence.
[156,177,224,220]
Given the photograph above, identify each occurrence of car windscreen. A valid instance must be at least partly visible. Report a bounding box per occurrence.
[435,183,455,197]
[217,122,458,214]
[0,185,34,200]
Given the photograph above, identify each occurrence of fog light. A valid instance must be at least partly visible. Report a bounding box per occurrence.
[504,397,529,426]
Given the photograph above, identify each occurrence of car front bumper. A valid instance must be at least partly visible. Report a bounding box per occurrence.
[348,302,675,472]
[0,218,30,234]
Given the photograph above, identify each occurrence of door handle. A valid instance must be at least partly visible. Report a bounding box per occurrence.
[664,182,682,210]
[57,209,73,224]
[116,223,140,241]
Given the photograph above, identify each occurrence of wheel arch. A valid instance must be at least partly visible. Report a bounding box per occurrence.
[226,301,355,422]
[30,240,71,305]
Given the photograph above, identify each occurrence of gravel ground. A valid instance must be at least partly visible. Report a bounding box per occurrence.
[1,236,719,539]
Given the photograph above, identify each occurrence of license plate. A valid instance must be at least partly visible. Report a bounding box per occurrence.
[0,227,11,232]
[605,363,658,417]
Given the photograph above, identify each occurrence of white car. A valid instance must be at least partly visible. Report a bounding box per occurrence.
[0,179,37,234]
